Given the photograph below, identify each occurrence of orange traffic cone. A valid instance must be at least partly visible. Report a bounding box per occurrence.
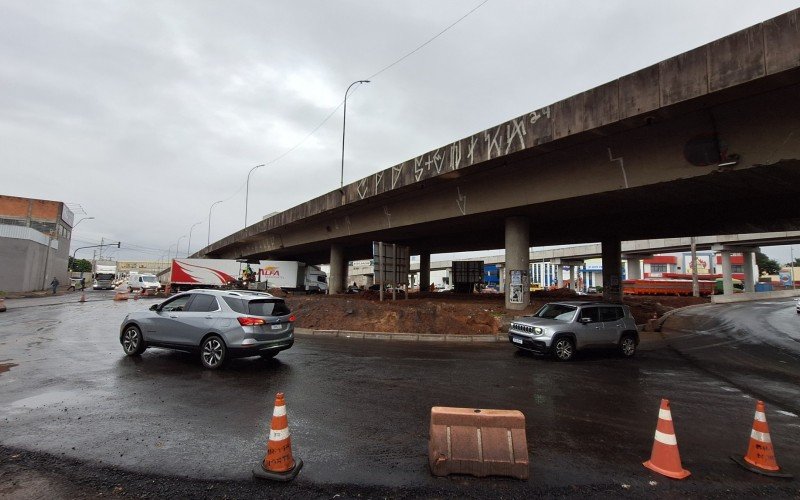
[253,392,303,481]
[0,297,6,313]
[643,399,690,479]
[731,400,792,478]
[79,292,86,303]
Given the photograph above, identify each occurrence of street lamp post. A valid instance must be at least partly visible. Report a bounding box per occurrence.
[207,200,223,247]
[175,235,187,259]
[341,80,370,189]
[73,216,95,228]
[187,222,202,257]
[245,164,265,229]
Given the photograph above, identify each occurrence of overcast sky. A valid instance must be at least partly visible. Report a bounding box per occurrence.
[2,1,798,264]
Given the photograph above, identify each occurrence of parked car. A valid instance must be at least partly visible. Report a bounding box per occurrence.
[119,289,295,369]
[507,301,638,361]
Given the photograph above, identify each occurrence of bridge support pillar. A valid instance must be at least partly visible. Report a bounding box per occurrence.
[504,216,529,310]
[743,251,756,293]
[627,258,642,280]
[568,266,576,289]
[329,244,346,294]
[721,251,734,295]
[419,253,431,291]
[602,239,622,303]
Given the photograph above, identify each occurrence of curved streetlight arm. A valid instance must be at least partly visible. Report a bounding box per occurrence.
[175,235,187,259]
[187,221,202,258]
[245,164,265,229]
[341,80,370,189]
[207,200,223,247]
[72,216,95,228]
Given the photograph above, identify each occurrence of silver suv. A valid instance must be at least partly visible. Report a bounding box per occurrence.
[120,289,295,369]
[508,301,638,361]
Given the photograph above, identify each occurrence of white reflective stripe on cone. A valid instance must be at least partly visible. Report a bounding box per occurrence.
[750,429,771,443]
[270,428,290,441]
[273,405,287,417]
[654,430,677,446]
[658,409,673,421]
[754,411,766,422]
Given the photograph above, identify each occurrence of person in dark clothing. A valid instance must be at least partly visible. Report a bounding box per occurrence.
[50,277,59,295]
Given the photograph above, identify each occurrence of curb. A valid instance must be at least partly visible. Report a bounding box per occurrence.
[295,328,502,343]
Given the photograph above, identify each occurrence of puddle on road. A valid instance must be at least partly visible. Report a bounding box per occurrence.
[10,390,89,409]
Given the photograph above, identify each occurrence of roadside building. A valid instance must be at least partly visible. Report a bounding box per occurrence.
[0,195,73,293]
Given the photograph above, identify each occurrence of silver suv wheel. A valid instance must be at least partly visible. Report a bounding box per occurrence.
[620,336,636,357]
[201,335,226,369]
[553,338,574,361]
[122,326,144,356]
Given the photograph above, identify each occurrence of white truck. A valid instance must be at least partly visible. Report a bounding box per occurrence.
[257,260,328,293]
[169,259,328,293]
[93,262,117,290]
[127,272,161,292]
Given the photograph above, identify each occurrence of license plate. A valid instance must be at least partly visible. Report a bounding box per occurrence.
[512,338,523,344]
[271,324,283,330]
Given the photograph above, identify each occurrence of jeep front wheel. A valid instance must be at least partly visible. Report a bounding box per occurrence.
[553,337,575,361]
[620,335,637,357]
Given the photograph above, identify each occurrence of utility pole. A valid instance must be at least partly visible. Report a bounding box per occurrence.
[99,237,104,260]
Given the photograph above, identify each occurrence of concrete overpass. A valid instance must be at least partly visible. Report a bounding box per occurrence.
[412,231,800,270]
[201,9,800,308]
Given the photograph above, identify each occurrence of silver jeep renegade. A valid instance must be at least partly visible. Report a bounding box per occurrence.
[508,301,639,361]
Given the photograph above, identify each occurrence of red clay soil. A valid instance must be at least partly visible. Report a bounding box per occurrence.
[284,289,709,335]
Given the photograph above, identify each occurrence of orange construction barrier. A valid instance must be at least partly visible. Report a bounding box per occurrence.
[253,392,303,481]
[643,399,690,479]
[731,400,792,478]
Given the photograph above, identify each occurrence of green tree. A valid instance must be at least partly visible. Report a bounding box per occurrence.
[69,257,92,273]
[755,252,780,275]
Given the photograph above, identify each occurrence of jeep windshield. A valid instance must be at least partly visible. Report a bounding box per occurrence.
[533,303,577,321]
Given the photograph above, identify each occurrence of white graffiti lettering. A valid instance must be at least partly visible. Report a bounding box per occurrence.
[414,157,424,181]
[506,118,526,153]
[425,149,444,174]
[485,127,502,159]
[530,106,551,125]
[467,136,478,164]
[391,164,403,189]
[457,187,466,215]
[357,178,368,199]
[375,171,384,193]
[449,141,462,170]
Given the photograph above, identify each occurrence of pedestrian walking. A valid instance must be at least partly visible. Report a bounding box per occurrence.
[80,277,86,291]
[50,276,59,295]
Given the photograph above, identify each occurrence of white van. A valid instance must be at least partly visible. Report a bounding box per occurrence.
[127,272,161,292]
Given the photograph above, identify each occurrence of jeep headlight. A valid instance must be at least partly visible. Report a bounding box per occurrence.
[533,327,544,335]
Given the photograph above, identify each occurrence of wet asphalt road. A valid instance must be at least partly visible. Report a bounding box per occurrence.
[0,292,799,498]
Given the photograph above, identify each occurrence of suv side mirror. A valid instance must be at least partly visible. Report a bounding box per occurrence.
[149,304,160,312]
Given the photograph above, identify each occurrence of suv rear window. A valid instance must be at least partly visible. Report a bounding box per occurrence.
[222,296,247,314]
[248,299,290,317]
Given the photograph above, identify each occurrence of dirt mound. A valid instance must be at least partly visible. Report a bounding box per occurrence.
[284,291,709,335]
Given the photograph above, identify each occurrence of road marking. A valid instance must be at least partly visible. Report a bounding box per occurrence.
[776,410,798,417]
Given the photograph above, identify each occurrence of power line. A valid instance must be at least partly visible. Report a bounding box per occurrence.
[214,0,491,215]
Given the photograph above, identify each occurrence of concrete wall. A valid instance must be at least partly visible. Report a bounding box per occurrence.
[0,237,68,293]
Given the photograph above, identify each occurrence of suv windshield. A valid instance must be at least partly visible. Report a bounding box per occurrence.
[534,303,577,321]
[141,276,157,283]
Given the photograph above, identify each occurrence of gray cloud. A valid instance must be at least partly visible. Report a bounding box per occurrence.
[1,1,797,261]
